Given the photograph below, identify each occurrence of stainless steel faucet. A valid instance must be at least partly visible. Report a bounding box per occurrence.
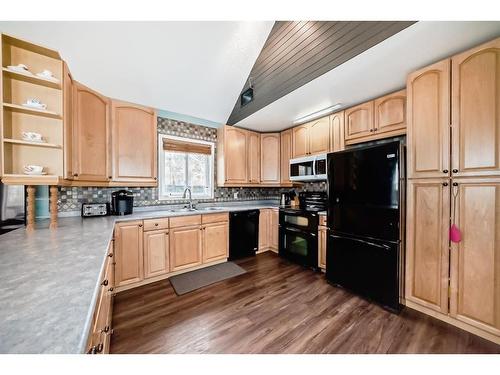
[182,187,195,210]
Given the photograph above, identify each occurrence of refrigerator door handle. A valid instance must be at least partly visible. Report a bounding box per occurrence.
[330,234,392,250]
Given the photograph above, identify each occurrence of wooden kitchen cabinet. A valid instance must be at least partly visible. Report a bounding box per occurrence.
[202,221,229,263]
[247,130,261,183]
[318,225,327,270]
[270,209,279,251]
[374,89,406,134]
[344,101,374,142]
[280,129,292,184]
[451,38,500,178]
[407,59,451,179]
[292,123,310,158]
[261,133,280,184]
[308,116,330,154]
[405,179,450,314]
[170,225,203,272]
[111,100,157,184]
[217,125,248,184]
[143,229,169,279]
[258,209,270,251]
[72,81,110,182]
[329,111,345,152]
[62,62,74,180]
[114,220,144,287]
[449,178,500,337]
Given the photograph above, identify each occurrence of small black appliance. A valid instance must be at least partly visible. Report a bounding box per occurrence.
[81,203,109,217]
[111,190,134,215]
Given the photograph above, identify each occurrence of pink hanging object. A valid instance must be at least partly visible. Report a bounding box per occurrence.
[450,224,462,243]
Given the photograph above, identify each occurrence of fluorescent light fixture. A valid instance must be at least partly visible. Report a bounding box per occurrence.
[293,103,343,125]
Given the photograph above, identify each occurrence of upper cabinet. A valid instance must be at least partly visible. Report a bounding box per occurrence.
[110,100,157,184]
[345,101,374,141]
[218,125,248,185]
[374,89,406,134]
[247,130,260,183]
[308,117,330,155]
[407,59,451,179]
[451,38,500,178]
[62,62,73,180]
[292,124,309,158]
[261,133,280,184]
[280,129,292,184]
[329,111,345,153]
[72,81,110,182]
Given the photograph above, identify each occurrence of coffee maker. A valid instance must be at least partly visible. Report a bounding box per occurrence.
[111,190,134,215]
[280,191,295,206]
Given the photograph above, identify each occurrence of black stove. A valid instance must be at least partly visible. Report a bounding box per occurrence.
[278,192,327,269]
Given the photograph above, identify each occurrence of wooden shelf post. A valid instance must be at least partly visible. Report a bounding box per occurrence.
[49,185,58,229]
[26,185,36,231]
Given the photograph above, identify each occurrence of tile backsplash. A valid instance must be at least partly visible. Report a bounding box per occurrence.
[58,117,326,212]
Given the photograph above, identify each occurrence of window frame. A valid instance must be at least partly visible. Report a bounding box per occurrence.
[158,134,215,201]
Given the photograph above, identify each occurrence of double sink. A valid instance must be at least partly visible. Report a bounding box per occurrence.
[166,206,222,213]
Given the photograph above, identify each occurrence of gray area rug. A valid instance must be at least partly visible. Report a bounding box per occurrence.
[169,262,247,295]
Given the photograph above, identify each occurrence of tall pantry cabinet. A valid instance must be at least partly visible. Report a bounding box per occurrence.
[405,37,500,344]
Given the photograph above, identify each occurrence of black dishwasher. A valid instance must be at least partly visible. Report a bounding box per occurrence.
[229,210,259,260]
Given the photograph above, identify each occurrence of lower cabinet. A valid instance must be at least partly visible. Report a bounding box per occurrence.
[259,208,279,252]
[202,221,229,263]
[258,209,270,251]
[270,209,279,251]
[87,243,114,354]
[114,221,144,287]
[144,229,169,279]
[170,225,203,272]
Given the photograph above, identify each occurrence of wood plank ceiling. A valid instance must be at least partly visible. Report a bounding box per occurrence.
[227,21,416,125]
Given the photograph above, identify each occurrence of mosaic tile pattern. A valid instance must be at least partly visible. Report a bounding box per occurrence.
[58,117,326,212]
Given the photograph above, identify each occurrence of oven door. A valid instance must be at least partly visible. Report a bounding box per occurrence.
[279,209,318,232]
[279,226,317,268]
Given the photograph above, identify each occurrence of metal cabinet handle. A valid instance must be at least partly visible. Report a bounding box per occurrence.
[155,223,159,226]
[73,173,79,177]
[101,279,108,286]
[139,224,143,227]
[108,253,113,258]
[88,343,103,354]
[443,182,448,186]
[443,169,449,173]
[452,182,458,186]
[452,169,458,173]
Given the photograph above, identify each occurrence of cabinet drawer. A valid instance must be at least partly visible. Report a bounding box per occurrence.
[319,215,327,226]
[143,218,169,231]
[202,212,229,224]
[169,215,202,228]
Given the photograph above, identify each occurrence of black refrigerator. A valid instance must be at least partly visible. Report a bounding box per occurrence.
[326,140,404,312]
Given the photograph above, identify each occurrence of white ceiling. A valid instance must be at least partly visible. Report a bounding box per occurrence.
[0,21,274,124]
[236,21,500,132]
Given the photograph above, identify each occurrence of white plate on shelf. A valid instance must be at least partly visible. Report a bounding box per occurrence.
[22,102,48,110]
[7,65,34,75]
[22,137,46,143]
[35,73,59,82]
[23,171,47,175]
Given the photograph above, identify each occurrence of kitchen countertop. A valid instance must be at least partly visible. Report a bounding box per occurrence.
[0,201,279,354]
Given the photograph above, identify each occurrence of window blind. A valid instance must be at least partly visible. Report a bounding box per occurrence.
[162,138,212,155]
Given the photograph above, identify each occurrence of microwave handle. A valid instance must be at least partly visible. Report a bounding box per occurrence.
[312,155,317,176]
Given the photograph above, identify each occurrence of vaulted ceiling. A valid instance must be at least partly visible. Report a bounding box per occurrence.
[227,21,415,125]
[0,21,274,125]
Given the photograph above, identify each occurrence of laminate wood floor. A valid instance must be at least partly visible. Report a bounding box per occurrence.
[110,252,500,354]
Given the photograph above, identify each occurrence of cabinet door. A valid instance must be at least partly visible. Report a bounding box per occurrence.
[170,225,202,272]
[407,59,451,179]
[72,82,110,181]
[280,129,292,183]
[449,178,500,336]
[344,101,374,141]
[374,89,406,134]
[202,221,229,263]
[318,226,327,269]
[114,221,144,287]
[451,38,500,178]
[292,124,309,158]
[329,111,345,152]
[143,229,169,279]
[270,209,279,250]
[247,131,261,183]
[405,179,450,314]
[309,116,330,155]
[111,100,157,183]
[258,209,269,251]
[261,133,280,184]
[224,126,247,183]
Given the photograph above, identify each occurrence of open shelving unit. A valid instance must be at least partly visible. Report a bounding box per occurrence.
[1,33,64,185]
